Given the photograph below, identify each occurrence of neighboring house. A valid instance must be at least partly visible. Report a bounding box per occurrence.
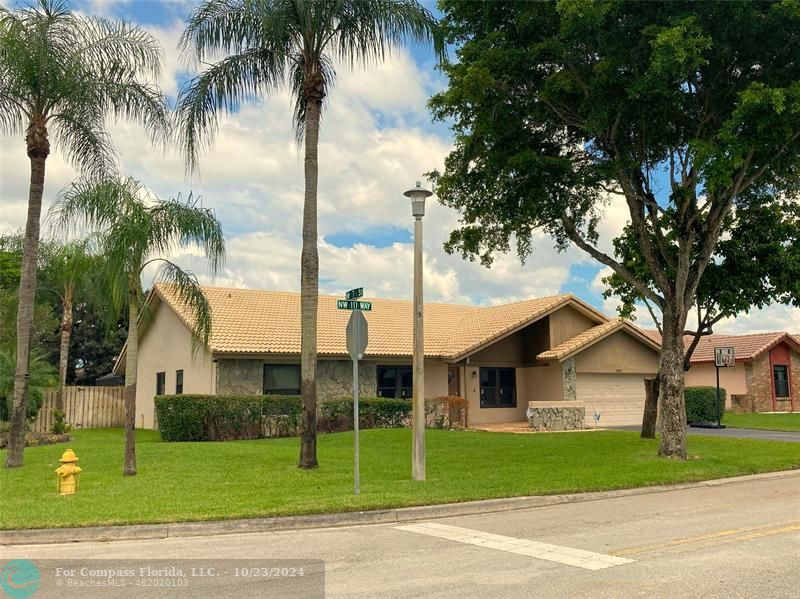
[115,285,660,429]
[680,332,800,413]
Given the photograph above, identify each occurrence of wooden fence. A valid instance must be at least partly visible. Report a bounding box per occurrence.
[32,386,125,433]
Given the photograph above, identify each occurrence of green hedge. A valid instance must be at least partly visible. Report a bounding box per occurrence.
[155,395,413,442]
[319,398,411,432]
[155,395,302,442]
[685,386,726,424]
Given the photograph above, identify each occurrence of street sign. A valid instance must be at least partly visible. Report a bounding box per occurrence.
[714,347,735,368]
[346,309,368,497]
[346,310,368,361]
[345,287,363,300]
[337,299,372,311]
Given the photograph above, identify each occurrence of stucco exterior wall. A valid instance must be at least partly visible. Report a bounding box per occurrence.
[136,300,213,429]
[424,360,450,398]
[523,363,564,404]
[684,363,747,406]
[463,365,529,424]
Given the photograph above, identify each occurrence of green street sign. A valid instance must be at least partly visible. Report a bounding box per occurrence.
[345,287,363,300]
[337,300,372,311]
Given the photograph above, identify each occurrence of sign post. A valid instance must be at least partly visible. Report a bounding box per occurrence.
[341,289,369,495]
[713,347,735,429]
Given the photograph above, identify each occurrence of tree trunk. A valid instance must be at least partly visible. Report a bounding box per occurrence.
[5,118,49,469]
[641,375,659,439]
[298,94,322,469]
[56,286,74,415]
[123,288,138,476]
[658,309,688,458]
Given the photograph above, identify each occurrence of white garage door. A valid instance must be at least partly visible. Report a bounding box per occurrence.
[576,373,646,427]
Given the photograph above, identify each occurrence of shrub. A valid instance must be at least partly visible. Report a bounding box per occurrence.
[685,386,726,424]
[156,394,301,442]
[319,397,411,432]
[156,394,471,441]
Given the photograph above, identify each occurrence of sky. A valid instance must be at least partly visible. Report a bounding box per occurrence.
[1,0,798,335]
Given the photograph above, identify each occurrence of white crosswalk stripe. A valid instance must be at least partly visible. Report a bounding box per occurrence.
[396,522,635,570]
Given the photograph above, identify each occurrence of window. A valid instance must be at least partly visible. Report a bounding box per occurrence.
[377,366,413,398]
[480,367,516,408]
[773,365,790,398]
[156,372,166,396]
[175,370,184,395]
[263,365,300,395]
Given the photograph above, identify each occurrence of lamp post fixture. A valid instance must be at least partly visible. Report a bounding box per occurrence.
[404,180,433,481]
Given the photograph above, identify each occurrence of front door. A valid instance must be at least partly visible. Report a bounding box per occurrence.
[448,367,461,397]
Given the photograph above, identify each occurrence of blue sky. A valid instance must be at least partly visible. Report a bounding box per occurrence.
[1,0,797,333]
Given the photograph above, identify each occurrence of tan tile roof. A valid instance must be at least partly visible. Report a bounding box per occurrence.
[645,330,800,363]
[685,332,800,363]
[537,319,660,361]
[153,285,605,360]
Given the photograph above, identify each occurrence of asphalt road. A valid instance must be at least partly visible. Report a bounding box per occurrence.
[3,471,799,598]
[613,425,800,443]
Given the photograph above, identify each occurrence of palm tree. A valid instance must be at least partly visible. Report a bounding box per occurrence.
[51,176,225,476]
[0,0,170,468]
[177,0,441,469]
[40,237,97,416]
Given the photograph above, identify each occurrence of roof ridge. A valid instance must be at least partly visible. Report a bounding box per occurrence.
[189,284,572,310]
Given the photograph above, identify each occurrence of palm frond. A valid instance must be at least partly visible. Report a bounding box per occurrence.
[149,259,214,352]
[50,176,143,233]
[0,0,169,175]
[149,195,226,275]
[176,47,286,173]
[329,0,444,68]
[49,110,117,179]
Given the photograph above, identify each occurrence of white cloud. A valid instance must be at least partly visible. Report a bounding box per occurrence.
[2,6,798,334]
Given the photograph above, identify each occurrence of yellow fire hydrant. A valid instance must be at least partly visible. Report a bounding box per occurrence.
[55,449,82,495]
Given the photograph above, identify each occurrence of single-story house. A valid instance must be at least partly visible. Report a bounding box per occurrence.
[115,285,661,430]
[681,332,800,412]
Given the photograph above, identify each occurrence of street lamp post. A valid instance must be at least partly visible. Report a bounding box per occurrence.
[404,181,433,481]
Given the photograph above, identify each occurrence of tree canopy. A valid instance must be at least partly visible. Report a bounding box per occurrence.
[430,0,800,458]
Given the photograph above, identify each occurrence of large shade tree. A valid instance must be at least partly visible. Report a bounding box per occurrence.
[0,0,170,467]
[177,0,442,468]
[430,0,800,459]
[52,177,225,476]
[604,195,800,437]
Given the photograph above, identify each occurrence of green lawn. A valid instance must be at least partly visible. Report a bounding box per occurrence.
[2,427,800,530]
[724,412,800,432]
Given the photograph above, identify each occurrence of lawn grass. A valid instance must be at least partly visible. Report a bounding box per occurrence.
[723,412,800,432]
[2,427,799,530]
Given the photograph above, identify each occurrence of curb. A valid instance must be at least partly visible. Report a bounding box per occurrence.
[2,469,798,546]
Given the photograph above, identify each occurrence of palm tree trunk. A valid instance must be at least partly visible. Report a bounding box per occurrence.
[123,286,138,476]
[56,286,74,415]
[5,118,49,469]
[299,95,322,469]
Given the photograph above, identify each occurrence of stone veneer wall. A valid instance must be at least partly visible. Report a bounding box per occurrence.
[216,359,263,395]
[317,360,377,401]
[561,358,576,402]
[215,358,377,401]
[527,403,585,431]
